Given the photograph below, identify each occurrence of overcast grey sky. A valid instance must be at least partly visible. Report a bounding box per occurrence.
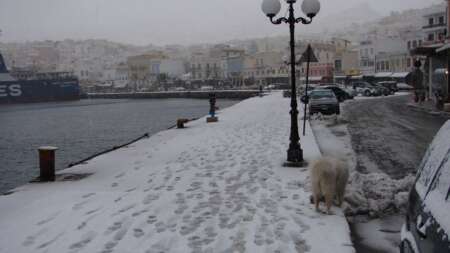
[0,0,442,45]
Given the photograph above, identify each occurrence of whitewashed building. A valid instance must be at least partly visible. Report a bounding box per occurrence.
[422,3,448,45]
[358,35,406,75]
[160,59,185,78]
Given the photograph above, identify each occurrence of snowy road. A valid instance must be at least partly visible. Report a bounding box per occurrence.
[344,94,447,179]
[310,93,449,253]
[341,94,447,253]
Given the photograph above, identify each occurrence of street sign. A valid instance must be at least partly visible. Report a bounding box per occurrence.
[302,44,318,136]
[300,45,319,63]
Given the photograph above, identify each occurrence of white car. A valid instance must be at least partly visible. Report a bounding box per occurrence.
[352,82,380,96]
[400,120,450,253]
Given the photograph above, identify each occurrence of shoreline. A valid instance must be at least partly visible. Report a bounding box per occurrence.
[86,90,260,100]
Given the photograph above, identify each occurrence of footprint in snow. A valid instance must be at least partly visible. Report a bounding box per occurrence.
[115,172,126,179]
[142,194,159,205]
[82,193,96,199]
[131,208,149,217]
[133,228,145,238]
[36,232,64,249]
[36,211,61,226]
[112,203,137,216]
[68,231,97,252]
[125,187,137,193]
[104,221,122,235]
[147,215,157,224]
[155,221,166,233]
[85,207,102,216]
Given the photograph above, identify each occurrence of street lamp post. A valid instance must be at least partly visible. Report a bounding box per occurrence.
[262,0,320,165]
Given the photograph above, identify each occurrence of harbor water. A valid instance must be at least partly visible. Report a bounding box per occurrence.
[0,98,239,193]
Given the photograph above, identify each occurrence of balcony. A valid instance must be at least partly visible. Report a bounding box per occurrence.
[423,23,446,29]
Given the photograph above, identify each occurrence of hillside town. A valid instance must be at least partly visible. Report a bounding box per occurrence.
[0,2,447,94]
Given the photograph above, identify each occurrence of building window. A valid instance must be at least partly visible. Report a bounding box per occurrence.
[429,18,434,26]
[412,41,417,48]
[419,40,422,46]
[439,16,444,25]
[407,41,411,49]
[335,60,342,71]
[370,48,374,55]
[428,33,435,41]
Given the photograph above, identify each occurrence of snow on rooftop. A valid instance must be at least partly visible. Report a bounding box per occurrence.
[0,92,354,253]
[391,72,409,78]
[374,72,393,78]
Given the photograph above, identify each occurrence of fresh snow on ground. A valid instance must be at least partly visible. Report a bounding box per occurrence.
[0,92,354,253]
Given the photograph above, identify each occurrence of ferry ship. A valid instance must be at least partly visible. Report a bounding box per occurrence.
[0,52,81,104]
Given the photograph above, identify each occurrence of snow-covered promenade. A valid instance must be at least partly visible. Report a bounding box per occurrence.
[0,92,354,253]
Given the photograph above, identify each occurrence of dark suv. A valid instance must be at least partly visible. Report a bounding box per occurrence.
[400,120,450,253]
[378,81,398,94]
[321,85,354,102]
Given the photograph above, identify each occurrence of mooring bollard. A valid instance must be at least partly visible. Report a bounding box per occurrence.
[38,146,58,181]
[207,93,219,123]
[177,118,189,128]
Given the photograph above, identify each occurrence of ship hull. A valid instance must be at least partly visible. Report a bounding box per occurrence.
[0,79,80,104]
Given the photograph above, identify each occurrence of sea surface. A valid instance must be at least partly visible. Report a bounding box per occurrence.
[0,98,239,193]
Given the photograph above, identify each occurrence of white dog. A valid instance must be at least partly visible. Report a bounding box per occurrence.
[310,156,349,214]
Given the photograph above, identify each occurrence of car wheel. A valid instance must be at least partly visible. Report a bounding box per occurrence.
[364,90,371,96]
[400,240,414,253]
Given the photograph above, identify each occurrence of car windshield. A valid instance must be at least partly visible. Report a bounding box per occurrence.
[310,90,334,99]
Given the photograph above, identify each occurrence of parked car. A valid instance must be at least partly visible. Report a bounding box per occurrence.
[307,89,340,115]
[340,86,357,98]
[372,83,391,96]
[400,120,450,253]
[303,86,317,96]
[378,81,398,94]
[321,85,354,102]
[352,81,380,96]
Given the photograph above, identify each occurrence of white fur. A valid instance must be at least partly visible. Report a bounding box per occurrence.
[310,156,349,214]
